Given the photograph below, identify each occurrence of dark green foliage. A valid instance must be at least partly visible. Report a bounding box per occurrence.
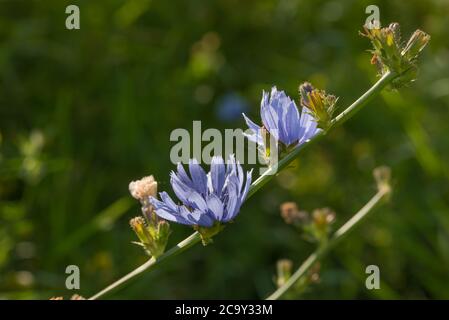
[0,0,448,299]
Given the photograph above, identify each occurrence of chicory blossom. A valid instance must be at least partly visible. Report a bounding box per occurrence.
[150,155,252,243]
[242,87,320,151]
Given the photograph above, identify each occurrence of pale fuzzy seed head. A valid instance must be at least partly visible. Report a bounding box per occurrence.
[129,175,158,201]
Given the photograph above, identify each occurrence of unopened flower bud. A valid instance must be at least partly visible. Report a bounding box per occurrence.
[308,262,321,284]
[155,220,171,248]
[373,166,392,194]
[130,216,170,257]
[362,22,430,88]
[299,82,337,130]
[130,216,153,246]
[309,207,336,243]
[276,259,293,288]
[401,30,430,61]
[389,22,401,45]
[280,202,308,225]
[299,82,314,107]
[312,207,336,227]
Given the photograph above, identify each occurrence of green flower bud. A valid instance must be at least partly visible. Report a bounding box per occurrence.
[130,216,153,246]
[302,207,336,244]
[130,216,171,258]
[373,166,392,195]
[276,259,293,288]
[299,82,338,130]
[362,22,430,88]
[401,29,430,61]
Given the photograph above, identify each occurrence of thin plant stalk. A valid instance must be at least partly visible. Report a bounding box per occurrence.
[266,187,390,300]
[89,232,201,300]
[89,71,396,300]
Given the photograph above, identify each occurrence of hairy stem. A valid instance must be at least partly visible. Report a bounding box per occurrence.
[89,71,396,300]
[266,188,390,300]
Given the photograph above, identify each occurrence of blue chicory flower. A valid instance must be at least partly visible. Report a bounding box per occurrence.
[242,87,320,148]
[149,155,252,228]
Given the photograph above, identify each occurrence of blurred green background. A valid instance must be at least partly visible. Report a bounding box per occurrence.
[1,0,448,299]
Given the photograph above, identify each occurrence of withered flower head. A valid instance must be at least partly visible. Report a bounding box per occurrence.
[129,175,158,202]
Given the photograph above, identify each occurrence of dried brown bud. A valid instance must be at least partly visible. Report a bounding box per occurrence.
[280,202,308,225]
[312,207,336,228]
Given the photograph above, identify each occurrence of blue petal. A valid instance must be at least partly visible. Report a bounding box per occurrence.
[242,113,264,145]
[170,172,191,204]
[176,163,194,188]
[236,160,244,192]
[222,175,241,222]
[282,100,301,145]
[226,154,237,176]
[299,108,314,134]
[189,159,208,195]
[159,191,179,210]
[170,173,209,212]
[242,113,261,132]
[185,208,214,227]
[297,107,319,145]
[260,89,279,140]
[150,195,192,225]
[206,194,224,221]
[196,212,215,227]
[240,169,253,203]
[187,190,209,212]
[208,156,226,195]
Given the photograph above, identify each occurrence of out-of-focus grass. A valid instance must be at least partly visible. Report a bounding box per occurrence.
[1,0,449,299]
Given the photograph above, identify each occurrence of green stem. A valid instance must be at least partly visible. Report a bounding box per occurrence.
[266,188,390,300]
[89,71,396,300]
[329,71,395,129]
[88,232,201,300]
